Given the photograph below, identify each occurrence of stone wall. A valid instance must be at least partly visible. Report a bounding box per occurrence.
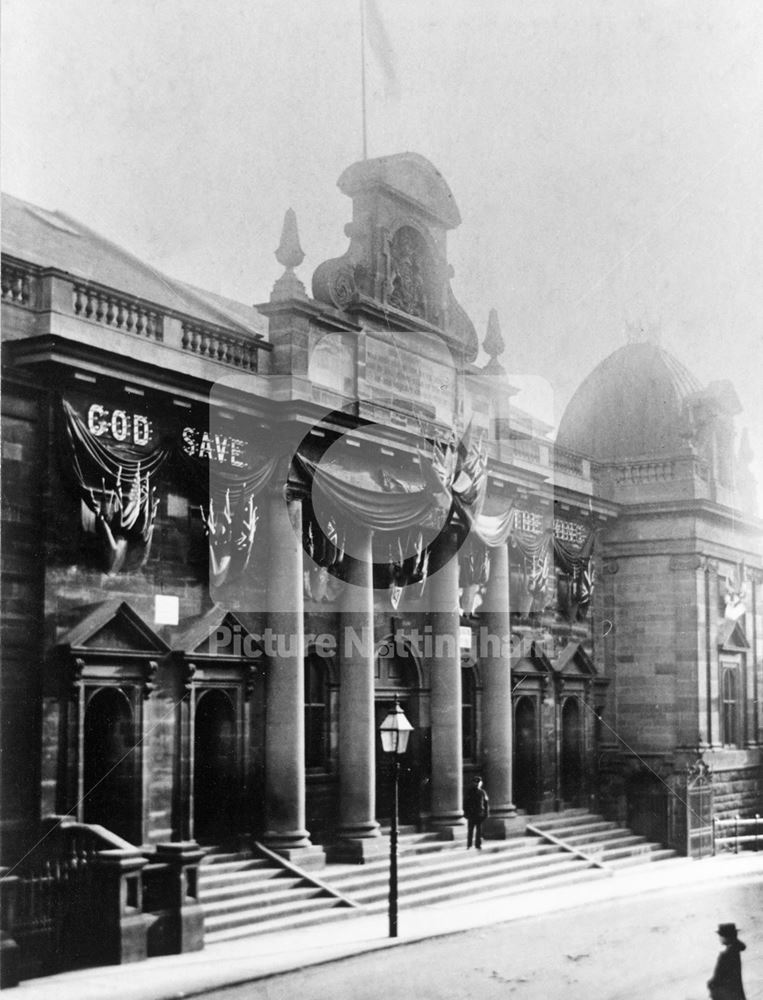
[1,381,46,861]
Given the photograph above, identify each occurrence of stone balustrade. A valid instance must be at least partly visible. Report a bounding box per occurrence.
[610,456,711,485]
[1,260,37,308]
[181,321,261,372]
[2,261,271,374]
[511,435,542,462]
[554,446,585,476]
[73,283,164,340]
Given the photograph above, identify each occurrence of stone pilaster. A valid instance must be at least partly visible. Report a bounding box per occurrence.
[428,529,465,836]
[481,542,523,838]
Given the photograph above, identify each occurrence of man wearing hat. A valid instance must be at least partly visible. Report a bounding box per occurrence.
[463,775,489,850]
[707,923,747,1000]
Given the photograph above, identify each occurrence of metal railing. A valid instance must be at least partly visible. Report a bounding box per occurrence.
[713,814,762,854]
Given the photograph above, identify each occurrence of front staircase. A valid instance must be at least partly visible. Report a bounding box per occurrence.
[198,811,679,942]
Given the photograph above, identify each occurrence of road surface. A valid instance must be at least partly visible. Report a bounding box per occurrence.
[207,874,762,1000]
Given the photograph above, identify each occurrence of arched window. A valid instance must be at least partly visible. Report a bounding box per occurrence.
[305,653,328,769]
[462,667,477,761]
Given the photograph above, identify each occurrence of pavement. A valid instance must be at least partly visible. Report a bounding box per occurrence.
[12,852,763,1000]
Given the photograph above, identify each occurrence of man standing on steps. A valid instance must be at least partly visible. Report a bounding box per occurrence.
[464,775,489,850]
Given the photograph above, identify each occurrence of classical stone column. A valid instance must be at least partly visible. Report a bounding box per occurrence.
[332,523,383,862]
[428,529,465,836]
[481,542,523,838]
[263,488,317,862]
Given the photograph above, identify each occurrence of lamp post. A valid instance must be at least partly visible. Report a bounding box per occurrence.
[379,699,413,938]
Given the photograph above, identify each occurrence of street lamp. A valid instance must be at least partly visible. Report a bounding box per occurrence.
[379,698,414,939]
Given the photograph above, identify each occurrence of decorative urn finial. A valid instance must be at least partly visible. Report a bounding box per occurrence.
[271,208,307,300]
[482,308,505,374]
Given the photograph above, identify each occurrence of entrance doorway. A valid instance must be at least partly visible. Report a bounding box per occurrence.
[83,687,137,841]
[560,697,583,805]
[374,641,421,826]
[513,696,539,813]
[193,689,237,843]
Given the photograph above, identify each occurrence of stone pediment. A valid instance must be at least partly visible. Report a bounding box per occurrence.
[554,641,597,677]
[717,618,750,652]
[511,640,553,675]
[171,608,263,659]
[59,600,169,655]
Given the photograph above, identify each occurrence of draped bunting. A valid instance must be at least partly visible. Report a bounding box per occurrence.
[510,530,552,612]
[295,433,497,609]
[62,399,277,582]
[181,451,278,589]
[201,491,260,588]
[463,504,515,549]
[381,530,431,607]
[176,446,279,504]
[553,531,596,620]
[459,535,490,614]
[64,397,593,609]
[294,452,451,532]
[63,401,169,574]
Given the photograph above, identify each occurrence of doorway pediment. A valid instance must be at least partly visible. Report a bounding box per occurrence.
[58,599,169,656]
[554,641,597,678]
[171,608,263,659]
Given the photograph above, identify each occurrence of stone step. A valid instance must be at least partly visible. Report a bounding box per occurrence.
[557,831,647,850]
[457,864,613,904]
[537,820,617,836]
[526,811,605,831]
[327,847,579,902]
[200,866,299,892]
[326,839,562,887]
[205,894,344,933]
[525,808,590,824]
[357,858,601,912]
[204,904,355,945]
[200,857,273,875]
[607,848,679,869]
[201,881,318,907]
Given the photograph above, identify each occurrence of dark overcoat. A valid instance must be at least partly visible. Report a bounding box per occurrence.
[708,941,747,1000]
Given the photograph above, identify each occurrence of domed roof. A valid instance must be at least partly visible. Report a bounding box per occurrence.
[556,342,701,462]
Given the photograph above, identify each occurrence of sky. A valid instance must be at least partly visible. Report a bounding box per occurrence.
[3,0,763,494]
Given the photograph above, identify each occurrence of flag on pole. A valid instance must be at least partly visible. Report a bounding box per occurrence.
[364,0,400,100]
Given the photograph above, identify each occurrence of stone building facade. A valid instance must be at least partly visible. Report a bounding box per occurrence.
[1,152,761,889]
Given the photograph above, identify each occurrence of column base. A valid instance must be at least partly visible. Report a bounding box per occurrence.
[483,814,526,840]
[263,829,312,851]
[327,836,386,864]
[268,844,327,870]
[429,819,467,842]
[338,820,381,839]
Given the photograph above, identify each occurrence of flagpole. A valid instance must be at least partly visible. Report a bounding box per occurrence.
[360,0,368,159]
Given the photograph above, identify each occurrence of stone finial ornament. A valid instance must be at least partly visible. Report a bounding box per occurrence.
[482,308,505,374]
[276,208,305,270]
[271,208,307,301]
